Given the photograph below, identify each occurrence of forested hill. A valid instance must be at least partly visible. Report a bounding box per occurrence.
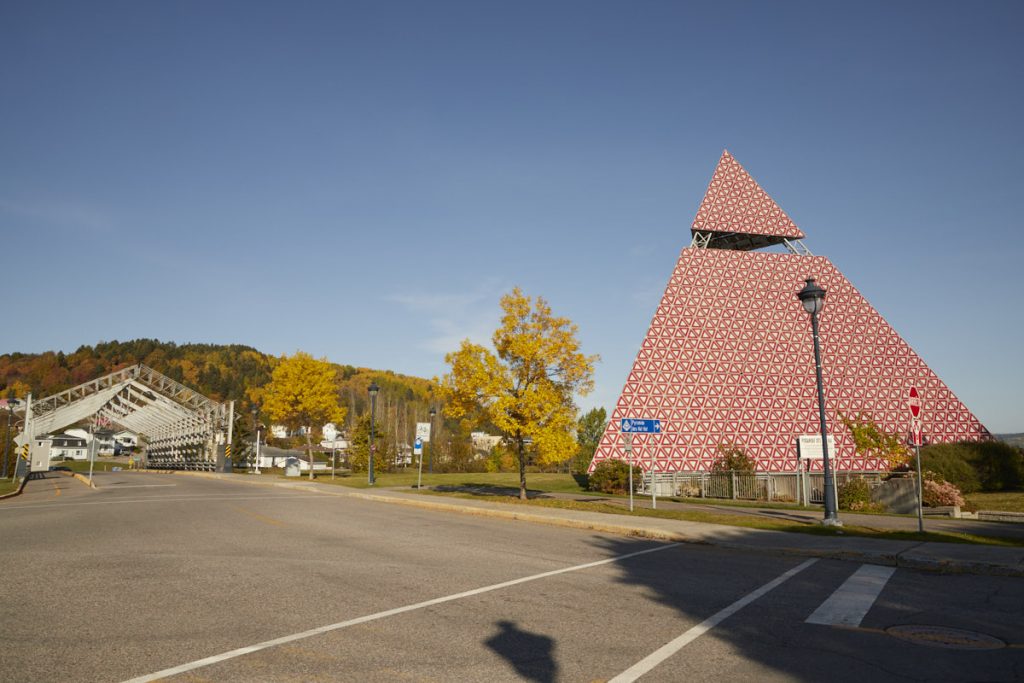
[0,339,434,424]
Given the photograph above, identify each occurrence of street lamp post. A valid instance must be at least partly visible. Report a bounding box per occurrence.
[428,407,437,474]
[368,382,379,485]
[797,277,841,527]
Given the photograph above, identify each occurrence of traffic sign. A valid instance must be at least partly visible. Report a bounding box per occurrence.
[621,418,661,434]
[908,386,921,419]
[414,437,423,455]
[416,422,431,442]
[909,421,923,447]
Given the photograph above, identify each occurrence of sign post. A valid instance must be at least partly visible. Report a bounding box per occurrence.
[622,433,634,512]
[414,437,424,488]
[621,419,661,509]
[909,386,924,533]
[620,418,662,434]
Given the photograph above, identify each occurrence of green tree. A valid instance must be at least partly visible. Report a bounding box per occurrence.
[263,352,346,479]
[574,407,607,474]
[840,414,909,471]
[437,288,598,500]
[347,413,393,474]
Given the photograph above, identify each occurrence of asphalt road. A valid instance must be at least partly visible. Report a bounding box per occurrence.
[1,472,1022,682]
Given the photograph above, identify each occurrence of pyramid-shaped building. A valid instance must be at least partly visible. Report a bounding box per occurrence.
[590,151,990,473]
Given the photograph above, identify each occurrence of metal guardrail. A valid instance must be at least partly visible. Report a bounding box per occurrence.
[640,471,881,504]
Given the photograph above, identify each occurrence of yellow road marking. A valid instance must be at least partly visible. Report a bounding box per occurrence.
[51,481,61,497]
[230,505,286,527]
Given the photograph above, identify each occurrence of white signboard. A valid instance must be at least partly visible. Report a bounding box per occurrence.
[796,435,836,460]
[322,422,338,442]
[416,422,432,443]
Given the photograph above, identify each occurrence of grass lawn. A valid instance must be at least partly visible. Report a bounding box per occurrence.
[412,488,1024,548]
[314,470,591,494]
[965,491,1024,513]
[51,459,125,474]
[0,478,19,496]
[296,471,1020,547]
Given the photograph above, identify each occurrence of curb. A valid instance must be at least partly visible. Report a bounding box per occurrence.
[51,470,98,489]
[0,478,27,500]
[70,472,96,489]
[122,470,1024,577]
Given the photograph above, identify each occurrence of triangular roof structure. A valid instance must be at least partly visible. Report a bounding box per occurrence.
[691,150,805,251]
[591,153,990,473]
[17,364,232,470]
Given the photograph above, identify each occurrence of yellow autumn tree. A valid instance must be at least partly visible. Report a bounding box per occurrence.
[437,288,598,500]
[263,352,346,479]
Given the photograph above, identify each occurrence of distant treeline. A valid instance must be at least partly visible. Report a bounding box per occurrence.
[0,338,437,436]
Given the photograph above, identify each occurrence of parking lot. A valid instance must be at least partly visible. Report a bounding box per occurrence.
[1,471,1022,682]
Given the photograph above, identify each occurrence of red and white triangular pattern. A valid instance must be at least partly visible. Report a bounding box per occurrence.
[691,150,805,240]
[591,249,990,473]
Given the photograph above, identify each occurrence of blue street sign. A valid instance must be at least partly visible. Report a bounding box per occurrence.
[415,437,422,448]
[620,418,662,434]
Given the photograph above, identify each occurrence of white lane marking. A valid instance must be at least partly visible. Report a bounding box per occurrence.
[806,564,896,627]
[121,543,682,683]
[609,558,818,683]
[107,484,177,489]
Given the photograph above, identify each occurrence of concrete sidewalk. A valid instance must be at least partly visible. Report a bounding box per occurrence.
[154,471,1024,578]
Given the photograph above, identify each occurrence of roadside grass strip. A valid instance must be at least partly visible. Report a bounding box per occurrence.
[412,490,1024,547]
[806,564,896,627]
[122,543,681,683]
[609,558,818,682]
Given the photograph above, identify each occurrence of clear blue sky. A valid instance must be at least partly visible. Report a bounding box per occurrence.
[2,1,1021,432]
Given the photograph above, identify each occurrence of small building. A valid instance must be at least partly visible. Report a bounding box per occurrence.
[471,432,504,452]
[44,433,89,461]
[114,431,138,448]
[62,427,117,454]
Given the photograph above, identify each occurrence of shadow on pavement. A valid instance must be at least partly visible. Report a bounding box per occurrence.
[585,534,1024,682]
[432,484,554,500]
[484,620,558,683]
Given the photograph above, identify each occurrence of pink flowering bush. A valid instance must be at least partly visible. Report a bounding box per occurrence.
[922,471,966,508]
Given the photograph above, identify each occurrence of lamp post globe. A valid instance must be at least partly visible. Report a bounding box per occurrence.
[368,382,379,485]
[797,277,841,526]
[797,277,826,316]
[428,406,437,474]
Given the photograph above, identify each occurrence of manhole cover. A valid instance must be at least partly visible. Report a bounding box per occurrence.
[886,625,1006,650]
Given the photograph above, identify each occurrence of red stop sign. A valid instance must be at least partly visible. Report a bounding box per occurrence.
[908,386,921,419]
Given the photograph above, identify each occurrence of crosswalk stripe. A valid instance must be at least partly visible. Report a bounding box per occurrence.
[609,558,818,682]
[806,564,895,627]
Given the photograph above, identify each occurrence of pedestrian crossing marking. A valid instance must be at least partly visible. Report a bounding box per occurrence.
[806,564,895,627]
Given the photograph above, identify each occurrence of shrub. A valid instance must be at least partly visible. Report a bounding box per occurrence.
[919,443,982,494]
[971,441,1024,492]
[922,471,966,508]
[920,440,1024,493]
[588,459,642,494]
[710,445,756,473]
[837,478,874,511]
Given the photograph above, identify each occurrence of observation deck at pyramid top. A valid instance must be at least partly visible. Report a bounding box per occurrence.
[690,150,809,253]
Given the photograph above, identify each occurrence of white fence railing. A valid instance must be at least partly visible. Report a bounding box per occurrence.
[639,471,882,504]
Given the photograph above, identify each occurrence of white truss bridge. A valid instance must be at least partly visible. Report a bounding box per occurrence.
[16,364,234,471]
